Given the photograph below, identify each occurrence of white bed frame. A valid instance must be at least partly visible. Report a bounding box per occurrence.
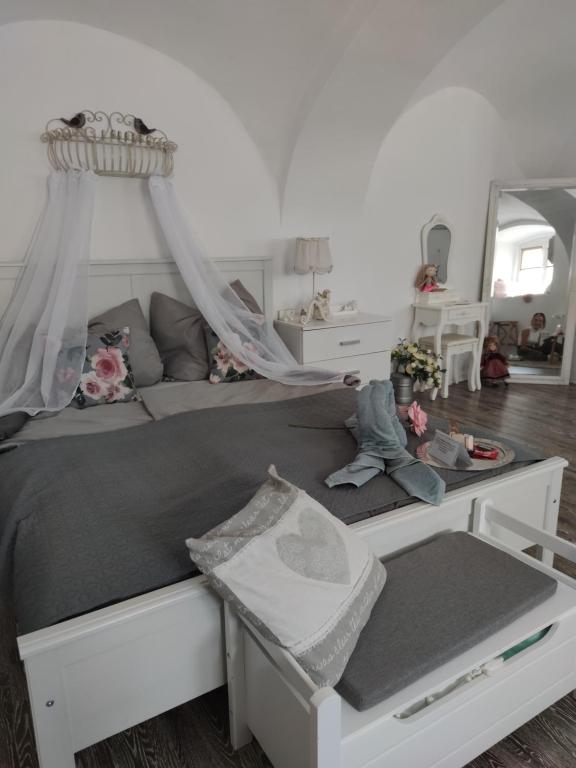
[228,501,576,768]
[17,457,566,768]
[2,259,567,768]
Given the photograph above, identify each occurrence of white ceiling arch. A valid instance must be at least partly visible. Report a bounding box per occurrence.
[281,0,503,230]
[0,0,380,186]
[6,0,573,219]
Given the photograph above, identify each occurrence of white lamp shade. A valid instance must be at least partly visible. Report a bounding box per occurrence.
[294,237,332,275]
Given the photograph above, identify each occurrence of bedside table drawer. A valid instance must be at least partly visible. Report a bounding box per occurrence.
[314,351,390,383]
[302,322,390,363]
[445,306,483,324]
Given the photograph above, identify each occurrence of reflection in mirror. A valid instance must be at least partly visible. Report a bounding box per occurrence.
[483,183,576,383]
[421,214,452,285]
[428,225,451,283]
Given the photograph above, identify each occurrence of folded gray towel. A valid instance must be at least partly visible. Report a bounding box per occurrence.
[325,380,445,505]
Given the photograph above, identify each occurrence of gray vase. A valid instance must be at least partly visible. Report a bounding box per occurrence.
[391,372,413,405]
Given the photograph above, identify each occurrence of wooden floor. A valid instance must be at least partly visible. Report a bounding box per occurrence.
[1,381,576,768]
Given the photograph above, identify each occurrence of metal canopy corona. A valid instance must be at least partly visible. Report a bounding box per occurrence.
[41,110,177,178]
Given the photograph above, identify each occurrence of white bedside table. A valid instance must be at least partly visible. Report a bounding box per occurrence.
[274,312,392,384]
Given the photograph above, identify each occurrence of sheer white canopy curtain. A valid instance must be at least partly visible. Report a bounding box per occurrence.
[149,175,343,386]
[0,170,96,418]
[0,171,344,418]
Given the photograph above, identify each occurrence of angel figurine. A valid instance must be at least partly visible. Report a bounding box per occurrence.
[415,263,445,293]
[300,289,332,325]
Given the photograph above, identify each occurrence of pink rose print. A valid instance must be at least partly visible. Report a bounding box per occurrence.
[104,381,131,403]
[214,342,249,375]
[90,346,127,383]
[230,354,249,374]
[57,367,78,384]
[80,372,103,399]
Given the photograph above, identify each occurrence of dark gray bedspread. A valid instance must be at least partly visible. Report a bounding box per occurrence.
[0,389,543,633]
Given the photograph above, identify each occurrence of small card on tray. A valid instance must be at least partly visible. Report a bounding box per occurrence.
[427,430,473,469]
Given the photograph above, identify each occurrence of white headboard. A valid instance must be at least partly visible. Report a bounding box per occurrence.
[0,257,274,323]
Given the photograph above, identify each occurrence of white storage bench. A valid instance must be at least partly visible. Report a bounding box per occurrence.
[225,503,576,768]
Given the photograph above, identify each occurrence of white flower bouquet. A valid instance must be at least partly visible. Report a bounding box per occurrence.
[391,339,443,390]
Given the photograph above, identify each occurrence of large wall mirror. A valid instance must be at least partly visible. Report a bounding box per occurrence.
[483,179,576,384]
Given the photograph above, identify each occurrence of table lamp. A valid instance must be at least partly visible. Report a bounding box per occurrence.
[294,237,333,324]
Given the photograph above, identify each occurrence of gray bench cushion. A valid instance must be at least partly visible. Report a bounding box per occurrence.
[337,532,557,711]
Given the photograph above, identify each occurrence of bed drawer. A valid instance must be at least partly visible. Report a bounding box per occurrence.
[302,322,390,363]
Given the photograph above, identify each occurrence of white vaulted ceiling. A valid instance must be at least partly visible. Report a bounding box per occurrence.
[0,0,502,188]
[4,0,576,218]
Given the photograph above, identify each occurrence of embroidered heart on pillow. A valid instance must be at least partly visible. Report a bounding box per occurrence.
[276,508,350,584]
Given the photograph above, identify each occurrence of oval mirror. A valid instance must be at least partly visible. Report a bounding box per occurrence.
[421,214,452,284]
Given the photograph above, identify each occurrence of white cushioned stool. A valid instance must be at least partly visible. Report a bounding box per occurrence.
[419,333,481,399]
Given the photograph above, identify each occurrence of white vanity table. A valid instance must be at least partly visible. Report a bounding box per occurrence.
[411,301,489,397]
[413,214,489,397]
[411,302,489,357]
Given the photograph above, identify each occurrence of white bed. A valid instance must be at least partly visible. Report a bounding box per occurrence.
[0,258,567,768]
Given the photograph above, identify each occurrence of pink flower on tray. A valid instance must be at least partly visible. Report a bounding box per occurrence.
[90,346,127,383]
[79,372,104,400]
[407,400,428,437]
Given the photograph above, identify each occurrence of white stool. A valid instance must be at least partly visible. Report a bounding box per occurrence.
[419,334,481,399]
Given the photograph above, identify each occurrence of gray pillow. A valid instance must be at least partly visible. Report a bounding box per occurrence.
[89,299,163,388]
[229,278,263,314]
[149,293,209,381]
[0,411,29,441]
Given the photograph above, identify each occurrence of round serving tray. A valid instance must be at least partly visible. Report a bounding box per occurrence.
[416,438,515,471]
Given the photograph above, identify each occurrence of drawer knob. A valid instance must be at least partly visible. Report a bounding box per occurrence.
[339,339,361,346]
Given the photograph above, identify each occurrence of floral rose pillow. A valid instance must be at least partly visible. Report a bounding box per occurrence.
[71,328,137,408]
[204,327,263,384]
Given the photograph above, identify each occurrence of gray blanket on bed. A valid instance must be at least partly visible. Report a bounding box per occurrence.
[0,389,543,633]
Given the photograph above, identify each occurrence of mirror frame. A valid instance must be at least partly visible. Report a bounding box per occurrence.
[482,177,576,385]
[421,213,452,283]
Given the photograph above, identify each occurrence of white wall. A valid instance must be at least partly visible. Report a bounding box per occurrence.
[0,21,279,271]
[308,88,521,341]
[1,10,575,380]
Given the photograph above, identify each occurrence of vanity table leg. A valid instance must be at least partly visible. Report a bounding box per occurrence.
[411,317,420,344]
[477,313,487,390]
[476,349,482,391]
[434,327,442,358]
[467,349,477,392]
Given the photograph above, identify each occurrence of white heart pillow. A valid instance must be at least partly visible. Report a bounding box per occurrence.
[186,466,386,686]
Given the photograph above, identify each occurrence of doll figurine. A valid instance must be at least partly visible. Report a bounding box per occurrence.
[415,264,444,292]
[300,289,332,325]
[481,336,510,386]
